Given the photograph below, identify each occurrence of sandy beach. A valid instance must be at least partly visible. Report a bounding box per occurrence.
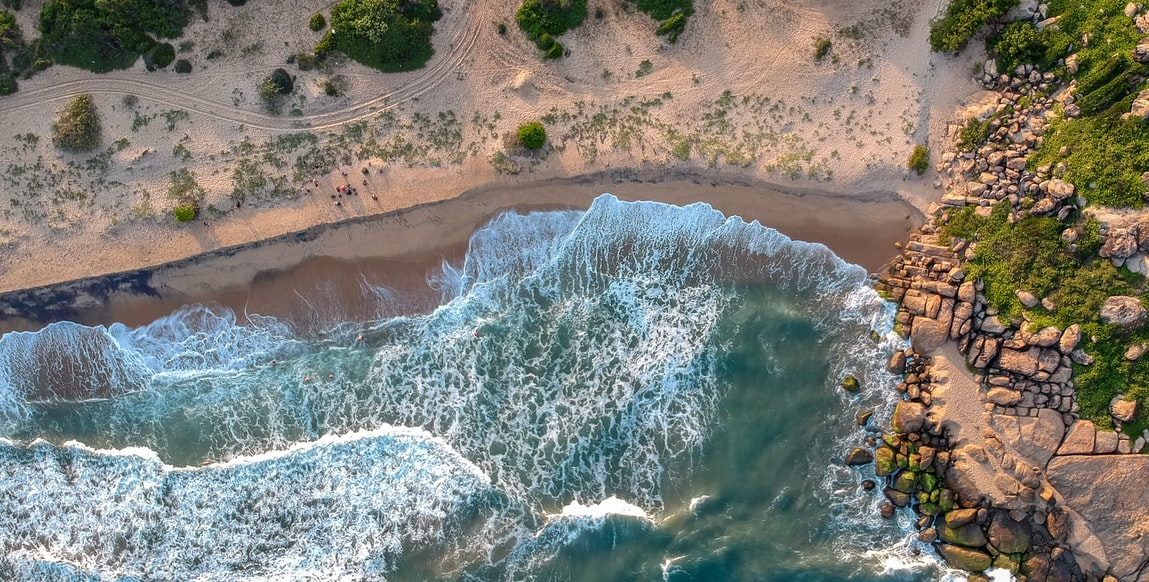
[0,0,979,307]
[0,170,921,331]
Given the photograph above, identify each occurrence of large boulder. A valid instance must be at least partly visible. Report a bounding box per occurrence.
[845,447,873,466]
[1134,37,1149,63]
[1059,324,1081,354]
[911,317,947,353]
[1016,289,1040,308]
[1110,396,1138,423]
[1046,178,1076,200]
[874,445,896,476]
[893,401,927,434]
[997,348,1040,376]
[1100,230,1138,260]
[938,521,990,547]
[1100,296,1147,328]
[935,544,992,572]
[1048,455,1149,580]
[1031,326,1062,347]
[988,511,1031,554]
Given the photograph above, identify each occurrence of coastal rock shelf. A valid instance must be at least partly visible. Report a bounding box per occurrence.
[864,63,1149,581]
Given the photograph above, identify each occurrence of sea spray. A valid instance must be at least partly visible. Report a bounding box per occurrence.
[0,194,939,581]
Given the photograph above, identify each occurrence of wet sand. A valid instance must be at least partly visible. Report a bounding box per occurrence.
[0,172,923,332]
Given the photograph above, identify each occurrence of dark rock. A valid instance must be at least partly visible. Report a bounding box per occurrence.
[935,543,992,572]
[937,521,989,547]
[893,401,927,434]
[942,509,978,528]
[884,487,911,508]
[988,511,1031,554]
[845,447,874,466]
[862,479,876,491]
[880,503,896,519]
[856,409,874,426]
[840,375,861,392]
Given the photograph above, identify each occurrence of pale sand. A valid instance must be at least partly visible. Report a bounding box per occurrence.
[0,0,982,296]
[7,172,920,331]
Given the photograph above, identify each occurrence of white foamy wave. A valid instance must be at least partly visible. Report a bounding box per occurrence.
[554,496,650,520]
[0,426,492,582]
[0,304,293,432]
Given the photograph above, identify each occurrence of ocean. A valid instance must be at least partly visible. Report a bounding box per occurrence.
[0,194,959,582]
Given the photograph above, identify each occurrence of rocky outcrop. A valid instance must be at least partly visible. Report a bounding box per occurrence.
[1047,455,1149,579]
[1100,296,1147,327]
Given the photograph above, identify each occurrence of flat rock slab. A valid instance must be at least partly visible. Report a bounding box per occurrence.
[1047,455,1149,580]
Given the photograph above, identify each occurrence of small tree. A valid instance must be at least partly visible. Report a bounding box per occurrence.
[51,94,101,152]
[518,121,546,149]
[259,68,294,113]
[173,204,198,222]
[174,59,192,73]
[309,13,326,31]
[908,144,929,175]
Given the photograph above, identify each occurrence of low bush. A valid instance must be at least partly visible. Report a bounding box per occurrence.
[516,0,585,57]
[309,12,326,31]
[908,144,929,175]
[174,58,191,73]
[814,37,832,62]
[260,68,293,112]
[655,12,686,42]
[928,0,1018,53]
[990,21,1042,74]
[518,121,546,149]
[39,0,191,73]
[51,94,101,152]
[628,0,691,42]
[173,203,198,222]
[143,41,175,70]
[321,0,442,72]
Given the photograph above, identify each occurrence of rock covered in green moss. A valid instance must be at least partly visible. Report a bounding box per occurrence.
[845,447,873,466]
[935,543,992,572]
[874,446,897,476]
[840,374,861,392]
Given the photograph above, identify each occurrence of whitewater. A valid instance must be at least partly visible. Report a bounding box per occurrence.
[0,194,957,581]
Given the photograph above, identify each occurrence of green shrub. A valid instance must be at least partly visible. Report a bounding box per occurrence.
[632,0,690,20]
[173,203,198,222]
[991,21,1042,74]
[143,41,175,70]
[629,0,691,41]
[167,167,204,206]
[928,0,1018,53]
[309,12,326,31]
[174,58,191,73]
[908,144,929,175]
[518,121,546,149]
[322,0,442,72]
[655,12,686,42]
[957,116,993,151]
[545,39,563,58]
[516,0,586,56]
[496,21,507,34]
[51,94,101,152]
[0,74,15,95]
[814,37,832,62]
[322,79,338,96]
[635,59,652,77]
[38,0,191,73]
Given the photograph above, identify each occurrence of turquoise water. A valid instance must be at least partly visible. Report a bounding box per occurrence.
[0,195,951,582]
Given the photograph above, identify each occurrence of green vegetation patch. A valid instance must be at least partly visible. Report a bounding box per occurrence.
[1032,112,1149,208]
[908,144,929,175]
[39,0,191,73]
[628,0,692,42]
[143,41,175,70]
[516,0,586,56]
[0,9,50,94]
[928,0,1018,53]
[942,203,1149,431]
[518,121,546,149]
[320,0,442,72]
[309,12,326,31]
[51,94,101,152]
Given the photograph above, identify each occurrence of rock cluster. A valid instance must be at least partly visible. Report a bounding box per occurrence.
[856,347,1082,580]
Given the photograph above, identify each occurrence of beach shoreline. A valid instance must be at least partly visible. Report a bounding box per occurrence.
[0,169,922,332]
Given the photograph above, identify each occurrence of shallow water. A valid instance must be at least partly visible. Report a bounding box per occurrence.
[0,195,954,582]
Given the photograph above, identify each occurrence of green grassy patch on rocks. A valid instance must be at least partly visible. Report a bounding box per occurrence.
[318,0,442,72]
[928,0,1018,53]
[1032,112,1149,208]
[942,203,1149,430]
